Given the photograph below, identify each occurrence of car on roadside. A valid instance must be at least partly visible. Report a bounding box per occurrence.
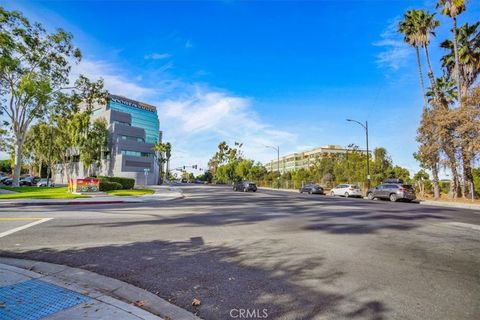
[299,184,325,195]
[330,184,363,198]
[2,178,13,186]
[37,178,55,187]
[367,179,416,202]
[19,176,40,186]
[233,181,257,192]
[0,175,10,183]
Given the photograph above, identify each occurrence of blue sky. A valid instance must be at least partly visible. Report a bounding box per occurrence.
[3,0,480,176]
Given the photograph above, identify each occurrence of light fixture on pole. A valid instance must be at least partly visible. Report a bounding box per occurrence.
[265,145,280,189]
[346,119,370,189]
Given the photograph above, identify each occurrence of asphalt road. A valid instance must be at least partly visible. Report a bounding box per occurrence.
[0,185,479,320]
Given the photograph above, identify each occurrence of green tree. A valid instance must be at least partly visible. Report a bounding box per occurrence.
[80,118,108,176]
[399,10,431,108]
[437,0,466,101]
[0,8,107,187]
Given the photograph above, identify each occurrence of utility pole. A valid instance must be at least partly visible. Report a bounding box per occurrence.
[346,119,370,189]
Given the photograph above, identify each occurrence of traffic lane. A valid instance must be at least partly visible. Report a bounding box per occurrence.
[0,185,479,319]
[257,187,480,222]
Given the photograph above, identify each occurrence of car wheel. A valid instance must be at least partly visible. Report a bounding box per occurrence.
[330,191,335,196]
[243,188,248,192]
[344,192,349,198]
[308,190,312,194]
[367,192,375,200]
[389,193,398,202]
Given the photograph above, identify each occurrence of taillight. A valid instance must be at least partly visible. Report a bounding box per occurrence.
[349,188,354,191]
[399,188,406,192]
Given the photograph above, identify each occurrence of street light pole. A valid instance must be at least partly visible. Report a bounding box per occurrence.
[266,145,280,189]
[346,119,370,189]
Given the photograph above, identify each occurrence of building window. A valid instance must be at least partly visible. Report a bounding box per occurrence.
[113,120,130,126]
[119,135,144,143]
[121,150,152,158]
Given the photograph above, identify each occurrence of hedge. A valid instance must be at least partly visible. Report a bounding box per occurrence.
[99,181,123,191]
[99,176,135,189]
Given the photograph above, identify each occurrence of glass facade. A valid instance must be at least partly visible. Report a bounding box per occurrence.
[108,99,159,144]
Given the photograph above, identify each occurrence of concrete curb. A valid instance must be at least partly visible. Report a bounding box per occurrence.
[0,257,201,320]
[418,200,480,211]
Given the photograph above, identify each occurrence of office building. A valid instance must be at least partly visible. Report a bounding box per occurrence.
[54,94,161,185]
[264,145,367,173]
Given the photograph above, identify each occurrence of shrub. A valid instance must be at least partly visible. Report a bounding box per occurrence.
[99,181,122,191]
[99,176,135,189]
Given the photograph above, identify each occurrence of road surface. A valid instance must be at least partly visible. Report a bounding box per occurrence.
[1,185,479,319]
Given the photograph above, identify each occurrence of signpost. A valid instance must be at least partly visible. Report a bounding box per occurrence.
[144,168,150,187]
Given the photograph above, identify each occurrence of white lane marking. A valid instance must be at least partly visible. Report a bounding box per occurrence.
[0,218,53,238]
[442,222,480,231]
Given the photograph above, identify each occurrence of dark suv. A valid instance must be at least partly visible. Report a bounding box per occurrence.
[233,181,257,192]
[367,179,416,202]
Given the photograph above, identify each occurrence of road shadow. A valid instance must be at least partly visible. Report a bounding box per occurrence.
[1,238,389,320]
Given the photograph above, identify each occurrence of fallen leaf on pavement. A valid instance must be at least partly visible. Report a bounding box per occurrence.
[134,300,148,307]
[192,298,201,306]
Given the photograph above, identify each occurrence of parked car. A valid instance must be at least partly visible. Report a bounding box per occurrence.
[367,180,416,202]
[330,184,363,198]
[2,178,13,186]
[299,184,325,195]
[0,175,10,183]
[19,176,40,186]
[37,178,55,187]
[233,181,257,192]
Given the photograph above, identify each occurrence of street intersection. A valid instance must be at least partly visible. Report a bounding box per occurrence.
[1,185,479,319]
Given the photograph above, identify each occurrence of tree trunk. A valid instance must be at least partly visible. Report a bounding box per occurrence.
[462,151,474,199]
[415,47,428,109]
[38,161,42,178]
[452,16,462,105]
[423,45,441,102]
[432,165,440,200]
[12,135,25,187]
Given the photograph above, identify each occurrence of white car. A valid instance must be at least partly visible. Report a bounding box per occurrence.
[37,178,55,187]
[330,184,363,198]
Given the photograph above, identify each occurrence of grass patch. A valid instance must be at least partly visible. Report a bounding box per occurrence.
[0,186,88,199]
[106,189,155,197]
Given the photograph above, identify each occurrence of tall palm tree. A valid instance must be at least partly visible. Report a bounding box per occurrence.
[399,10,428,109]
[437,0,466,102]
[426,75,458,106]
[153,142,167,183]
[165,142,172,180]
[441,22,480,97]
[399,9,442,199]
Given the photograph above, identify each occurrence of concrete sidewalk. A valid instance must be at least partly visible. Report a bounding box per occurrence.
[0,257,200,320]
[0,185,184,206]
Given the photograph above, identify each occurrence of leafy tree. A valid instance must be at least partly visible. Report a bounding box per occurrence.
[0,7,107,186]
[80,118,108,176]
[399,10,430,108]
[437,0,466,101]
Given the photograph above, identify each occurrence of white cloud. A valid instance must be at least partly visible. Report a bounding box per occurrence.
[144,53,172,60]
[71,59,158,100]
[69,59,296,168]
[156,87,297,168]
[373,17,412,71]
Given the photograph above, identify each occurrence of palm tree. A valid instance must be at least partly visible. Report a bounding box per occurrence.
[164,142,172,180]
[437,0,466,102]
[153,142,167,183]
[426,75,457,106]
[441,22,480,97]
[399,10,429,109]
